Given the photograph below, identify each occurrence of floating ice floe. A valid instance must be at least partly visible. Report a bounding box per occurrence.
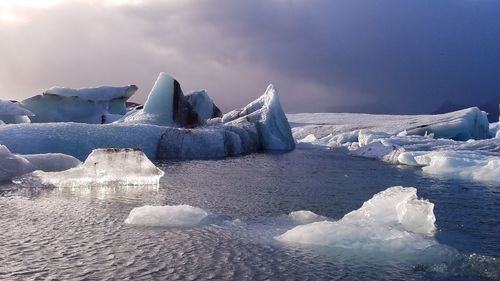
[276,186,437,251]
[21,85,137,124]
[0,99,34,124]
[0,145,81,182]
[119,73,198,127]
[222,84,295,151]
[398,151,500,183]
[125,205,209,227]
[15,148,164,187]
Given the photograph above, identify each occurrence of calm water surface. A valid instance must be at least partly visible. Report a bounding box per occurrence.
[0,149,499,280]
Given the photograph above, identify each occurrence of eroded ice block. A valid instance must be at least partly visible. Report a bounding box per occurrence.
[0,99,34,124]
[16,148,164,187]
[276,186,437,251]
[125,205,209,227]
[223,84,295,151]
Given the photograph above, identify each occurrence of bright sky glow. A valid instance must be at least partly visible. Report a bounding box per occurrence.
[0,0,143,22]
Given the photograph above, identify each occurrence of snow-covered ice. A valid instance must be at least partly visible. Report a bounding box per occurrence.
[289,107,490,141]
[124,205,209,227]
[290,110,500,184]
[21,85,137,124]
[15,148,164,187]
[223,84,295,151]
[276,186,437,251]
[0,99,34,124]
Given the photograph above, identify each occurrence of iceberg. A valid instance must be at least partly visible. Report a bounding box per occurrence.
[124,205,209,227]
[21,85,137,124]
[0,145,81,182]
[223,84,295,151]
[185,90,223,120]
[0,99,34,124]
[15,148,164,187]
[120,73,198,127]
[276,186,437,251]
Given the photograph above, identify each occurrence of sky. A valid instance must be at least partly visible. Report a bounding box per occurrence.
[0,0,499,114]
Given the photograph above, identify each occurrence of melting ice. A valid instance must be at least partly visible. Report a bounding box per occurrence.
[276,186,437,252]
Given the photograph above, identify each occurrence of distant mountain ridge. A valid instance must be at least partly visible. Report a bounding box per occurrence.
[433,99,499,123]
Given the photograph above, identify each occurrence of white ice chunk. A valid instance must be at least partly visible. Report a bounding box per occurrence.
[350,140,401,162]
[276,186,437,251]
[0,99,34,116]
[358,130,391,146]
[0,145,80,182]
[400,151,500,184]
[125,205,209,227]
[16,148,164,187]
[22,153,82,172]
[489,122,500,138]
[0,99,34,124]
[289,210,327,224]
[223,84,295,150]
[0,145,35,182]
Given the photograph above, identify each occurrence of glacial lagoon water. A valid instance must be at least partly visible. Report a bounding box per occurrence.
[0,149,499,280]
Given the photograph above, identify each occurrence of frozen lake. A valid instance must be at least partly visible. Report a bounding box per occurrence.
[0,148,498,280]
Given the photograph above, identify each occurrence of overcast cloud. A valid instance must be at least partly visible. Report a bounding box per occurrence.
[1,0,499,113]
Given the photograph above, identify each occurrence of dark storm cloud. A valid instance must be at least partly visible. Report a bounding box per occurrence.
[1,0,499,114]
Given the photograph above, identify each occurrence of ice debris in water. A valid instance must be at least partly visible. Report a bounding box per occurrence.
[398,151,500,184]
[289,210,327,224]
[15,148,164,187]
[125,205,209,227]
[276,186,437,251]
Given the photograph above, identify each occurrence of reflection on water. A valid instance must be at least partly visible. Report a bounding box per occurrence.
[0,149,499,280]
